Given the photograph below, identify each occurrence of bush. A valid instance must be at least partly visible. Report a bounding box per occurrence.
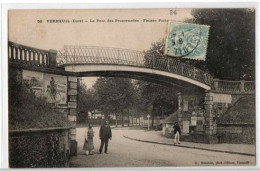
[9,69,71,130]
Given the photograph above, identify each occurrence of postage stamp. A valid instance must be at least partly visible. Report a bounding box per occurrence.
[165,22,210,60]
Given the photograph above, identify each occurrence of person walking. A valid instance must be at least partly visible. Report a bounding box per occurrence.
[173,122,181,145]
[99,120,112,154]
[83,124,95,155]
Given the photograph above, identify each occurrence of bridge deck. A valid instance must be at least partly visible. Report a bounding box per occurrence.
[56,45,213,86]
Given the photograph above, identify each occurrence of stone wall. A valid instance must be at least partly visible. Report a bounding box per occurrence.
[9,128,70,168]
[211,92,255,144]
[217,124,255,144]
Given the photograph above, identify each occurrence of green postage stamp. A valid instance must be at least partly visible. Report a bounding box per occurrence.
[165,22,210,60]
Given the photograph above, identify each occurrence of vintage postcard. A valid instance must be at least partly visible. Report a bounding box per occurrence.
[7,7,256,168]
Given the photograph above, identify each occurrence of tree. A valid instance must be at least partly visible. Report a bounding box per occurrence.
[190,9,255,80]
[131,83,149,126]
[141,40,182,128]
[77,81,98,123]
[93,77,136,127]
[137,81,178,128]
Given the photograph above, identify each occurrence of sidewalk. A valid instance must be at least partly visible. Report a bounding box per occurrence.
[122,128,255,156]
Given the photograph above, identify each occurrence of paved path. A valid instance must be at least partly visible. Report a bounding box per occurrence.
[121,127,255,156]
[69,126,255,168]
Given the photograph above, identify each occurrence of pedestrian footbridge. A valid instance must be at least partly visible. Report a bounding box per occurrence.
[8,41,255,93]
[56,45,213,90]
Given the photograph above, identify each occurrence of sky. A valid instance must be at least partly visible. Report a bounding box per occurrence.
[9,9,193,88]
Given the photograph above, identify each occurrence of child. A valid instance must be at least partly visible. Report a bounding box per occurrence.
[83,124,95,155]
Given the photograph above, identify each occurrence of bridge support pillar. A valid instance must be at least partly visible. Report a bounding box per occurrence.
[49,49,57,68]
[204,90,218,143]
[68,76,78,156]
[177,92,183,132]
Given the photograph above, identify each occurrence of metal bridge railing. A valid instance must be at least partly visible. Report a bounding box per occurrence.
[57,46,214,86]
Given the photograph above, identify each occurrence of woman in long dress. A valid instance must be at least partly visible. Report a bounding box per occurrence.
[83,124,95,155]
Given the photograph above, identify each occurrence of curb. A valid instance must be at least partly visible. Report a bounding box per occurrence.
[123,135,255,157]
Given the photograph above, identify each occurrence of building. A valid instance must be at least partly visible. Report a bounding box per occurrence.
[161,111,178,138]
[88,110,104,119]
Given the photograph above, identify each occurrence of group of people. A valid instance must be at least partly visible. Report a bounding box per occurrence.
[83,120,112,155]
[83,120,182,155]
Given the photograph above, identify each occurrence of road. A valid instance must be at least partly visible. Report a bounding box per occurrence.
[69,126,255,167]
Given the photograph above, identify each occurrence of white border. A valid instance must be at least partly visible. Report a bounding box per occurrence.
[1,1,259,170]
[0,2,2,169]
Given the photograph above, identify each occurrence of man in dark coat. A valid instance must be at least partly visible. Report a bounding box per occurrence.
[173,122,181,144]
[99,120,112,154]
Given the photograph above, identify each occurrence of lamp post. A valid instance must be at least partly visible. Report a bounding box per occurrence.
[147,114,150,130]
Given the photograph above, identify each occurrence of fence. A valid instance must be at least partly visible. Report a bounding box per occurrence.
[213,79,255,93]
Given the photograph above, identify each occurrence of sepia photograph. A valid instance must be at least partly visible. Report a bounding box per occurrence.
[7,6,256,168]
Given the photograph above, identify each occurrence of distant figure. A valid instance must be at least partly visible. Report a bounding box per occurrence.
[173,122,181,144]
[99,120,112,154]
[83,124,95,155]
